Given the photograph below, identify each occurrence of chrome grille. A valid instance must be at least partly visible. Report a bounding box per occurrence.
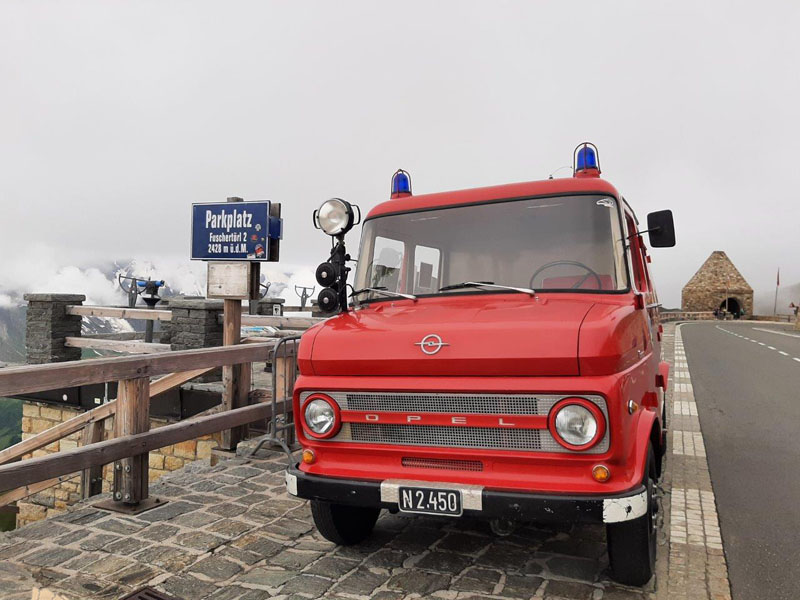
[300,392,609,454]
[351,423,543,450]
[343,392,541,415]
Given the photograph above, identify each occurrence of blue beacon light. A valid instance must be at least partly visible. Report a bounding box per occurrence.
[573,142,601,177]
[390,169,412,198]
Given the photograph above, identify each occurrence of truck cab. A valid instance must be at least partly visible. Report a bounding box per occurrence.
[285,144,675,586]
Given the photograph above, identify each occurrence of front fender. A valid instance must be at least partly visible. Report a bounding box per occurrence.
[631,409,658,484]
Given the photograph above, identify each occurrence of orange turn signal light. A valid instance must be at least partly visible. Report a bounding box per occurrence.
[302,449,316,464]
[592,464,611,483]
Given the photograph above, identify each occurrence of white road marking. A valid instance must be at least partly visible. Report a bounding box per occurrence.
[717,326,800,363]
[752,327,800,339]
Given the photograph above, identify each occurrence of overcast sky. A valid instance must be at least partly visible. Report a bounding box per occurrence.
[1,1,798,308]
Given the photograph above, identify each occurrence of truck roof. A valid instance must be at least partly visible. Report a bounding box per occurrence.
[366,175,622,220]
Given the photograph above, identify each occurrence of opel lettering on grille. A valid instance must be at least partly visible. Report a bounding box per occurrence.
[362,414,516,427]
[415,334,449,355]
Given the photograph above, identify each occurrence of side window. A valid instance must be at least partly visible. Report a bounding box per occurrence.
[413,245,441,294]
[369,236,405,292]
[625,215,648,291]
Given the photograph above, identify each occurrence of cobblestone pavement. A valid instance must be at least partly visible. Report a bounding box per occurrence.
[660,325,731,600]
[0,323,730,600]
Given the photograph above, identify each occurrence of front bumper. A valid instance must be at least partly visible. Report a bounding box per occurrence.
[286,465,647,524]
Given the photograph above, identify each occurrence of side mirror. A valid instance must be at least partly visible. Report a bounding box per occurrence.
[646,210,675,247]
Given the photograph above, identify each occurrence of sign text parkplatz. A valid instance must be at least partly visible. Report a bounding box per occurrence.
[191,201,283,261]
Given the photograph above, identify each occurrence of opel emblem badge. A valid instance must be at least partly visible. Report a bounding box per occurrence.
[415,334,449,355]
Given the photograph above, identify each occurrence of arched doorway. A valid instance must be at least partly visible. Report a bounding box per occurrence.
[720,298,742,318]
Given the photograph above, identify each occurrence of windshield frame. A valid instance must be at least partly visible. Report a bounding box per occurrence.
[352,191,633,305]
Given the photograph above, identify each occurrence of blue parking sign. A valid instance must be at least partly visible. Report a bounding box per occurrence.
[191,201,282,261]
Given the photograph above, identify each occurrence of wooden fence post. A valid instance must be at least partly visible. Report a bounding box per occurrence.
[221,298,248,450]
[113,378,150,505]
[81,419,104,499]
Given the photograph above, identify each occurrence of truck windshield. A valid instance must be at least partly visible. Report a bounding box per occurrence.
[353,195,628,300]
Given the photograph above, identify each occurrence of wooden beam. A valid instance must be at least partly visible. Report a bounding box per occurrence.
[0,342,274,397]
[66,305,172,321]
[0,367,213,467]
[0,401,117,466]
[65,337,171,354]
[0,474,76,508]
[240,314,323,329]
[81,420,104,499]
[83,332,145,341]
[0,402,272,493]
[149,368,213,397]
[114,378,150,504]
[221,299,246,451]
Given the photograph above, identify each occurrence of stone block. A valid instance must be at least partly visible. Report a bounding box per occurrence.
[22,403,40,417]
[197,439,216,460]
[173,440,197,459]
[18,502,47,522]
[148,468,168,483]
[40,406,62,421]
[165,456,184,470]
[149,454,165,469]
[59,439,78,452]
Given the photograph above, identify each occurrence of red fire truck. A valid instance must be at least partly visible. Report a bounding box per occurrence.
[285,143,675,585]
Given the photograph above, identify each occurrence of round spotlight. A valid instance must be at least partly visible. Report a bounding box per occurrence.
[314,198,355,236]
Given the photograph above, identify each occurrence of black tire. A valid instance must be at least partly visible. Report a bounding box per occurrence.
[310,500,380,545]
[606,445,658,586]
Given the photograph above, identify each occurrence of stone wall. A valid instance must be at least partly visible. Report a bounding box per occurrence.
[681,288,753,315]
[23,294,85,364]
[168,297,224,382]
[16,401,221,527]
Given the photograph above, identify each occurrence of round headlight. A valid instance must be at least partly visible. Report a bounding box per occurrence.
[315,198,354,236]
[554,403,599,447]
[304,398,337,436]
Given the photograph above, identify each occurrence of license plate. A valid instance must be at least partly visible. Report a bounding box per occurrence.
[398,486,462,516]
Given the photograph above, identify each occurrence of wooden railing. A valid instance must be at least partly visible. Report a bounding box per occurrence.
[0,341,296,511]
[61,304,323,355]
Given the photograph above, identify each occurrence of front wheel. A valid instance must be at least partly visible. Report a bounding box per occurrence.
[606,445,658,586]
[310,500,380,545]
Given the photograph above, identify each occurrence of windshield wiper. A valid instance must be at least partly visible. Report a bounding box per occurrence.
[438,281,537,296]
[351,287,418,301]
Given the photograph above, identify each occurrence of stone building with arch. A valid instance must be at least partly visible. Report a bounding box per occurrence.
[681,250,753,317]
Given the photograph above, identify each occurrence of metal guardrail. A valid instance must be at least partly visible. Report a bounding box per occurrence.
[251,336,301,459]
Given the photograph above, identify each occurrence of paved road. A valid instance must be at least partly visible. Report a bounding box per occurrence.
[681,322,800,600]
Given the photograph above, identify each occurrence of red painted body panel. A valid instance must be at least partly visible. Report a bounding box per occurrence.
[308,294,596,377]
[366,177,621,219]
[295,174,665,503]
